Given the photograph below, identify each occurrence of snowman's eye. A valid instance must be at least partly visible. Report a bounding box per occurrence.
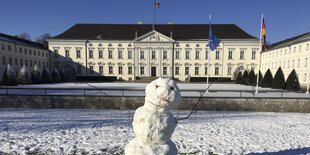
[170,87,174,90]
[156,85,159,89]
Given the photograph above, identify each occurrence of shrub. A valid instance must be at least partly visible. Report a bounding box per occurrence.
[284,69,300,91]
[247,69,255,85]
[59,67,66,82]
[51,68,62,82]
[2,64,17,86]
[271,67,285,89]
[31,65,42,84]
[235,72,246,84]
[18,65,32,84]
[41,66,51,83]
[260,69,273,87]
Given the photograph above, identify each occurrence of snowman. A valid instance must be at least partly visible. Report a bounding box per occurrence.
[125,78,181,155]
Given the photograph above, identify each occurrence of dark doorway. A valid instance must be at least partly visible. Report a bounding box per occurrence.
[151,67,156,77]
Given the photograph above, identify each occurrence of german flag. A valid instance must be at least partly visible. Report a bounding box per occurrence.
[262,17,267,52]
[155,1,160,8]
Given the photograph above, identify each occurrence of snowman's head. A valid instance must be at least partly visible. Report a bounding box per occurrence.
[144,78,181,112]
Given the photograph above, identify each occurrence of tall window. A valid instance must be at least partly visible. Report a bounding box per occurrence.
[240,50,244,59]
[25,60,28,66]
[98,49,103,58]
[8,45,11,51]
[228,66,232,75]
[163,67,167,75]
[297,59,300,68]
[89,50,93,58]
[152,50,156,59]
[20,59,23,66]
[128,66,133,74]
[2,57,6,65]
[109,66,113,74]
[65,49,70,58]
[288,60,290,69]
[175,50,180,59]
[228,51,233,59]
[304,73,307,82]
[305,58,308,67]
[29,49,32,55]
[185,66,189,75]
[19,47,22,53]
[195,67,199,75]
[292,59,295,68]
[128,50,132,59]
[99,66,103,74]
[118,66,123,74]
[175,66,179,75]
[118,50,123,59]
[89,66,94,74]
[108,50,113,59]
[299,45,301,52]
[163,51,167,59]
[215,51,220,59]
[15,58,18,66]
[185,51,190,59]
[215,67,219,75]
[252,51,256,59]
[195,51,200,59]
[140,66,145,75]
[205,51,208,59]
[307,44,309,51]
[54,49,59,58]
[140,50,144,59]
[29,60,32,67]
[205,66,208,75]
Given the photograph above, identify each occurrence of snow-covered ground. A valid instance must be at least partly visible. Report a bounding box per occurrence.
[0,109,309,155]
[1,82,310,98]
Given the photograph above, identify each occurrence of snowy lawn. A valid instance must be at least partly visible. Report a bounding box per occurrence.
[0,109,309,155]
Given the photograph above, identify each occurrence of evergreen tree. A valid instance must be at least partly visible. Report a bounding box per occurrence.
[247,69,255,85]
[253,71,263,86]
[271,67,285,89]
[59,67,66,82]
[31,65,42,84]
[260,69,273,87]
[235,72,246,84]
[51,68,62,82]
[284,69,300,91]
[18,65,32,84]
[41,66,51,83]
[2,64,17,86]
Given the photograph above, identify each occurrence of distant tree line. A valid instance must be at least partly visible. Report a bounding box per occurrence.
[15,33,52,48]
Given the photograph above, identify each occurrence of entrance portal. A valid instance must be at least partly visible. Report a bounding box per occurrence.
[151,67,156,77]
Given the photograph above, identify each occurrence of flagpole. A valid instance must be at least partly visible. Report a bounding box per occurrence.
[255,14,263,94]
[154,1,156,24]
[206,14,212,92]
[307,68,310,94]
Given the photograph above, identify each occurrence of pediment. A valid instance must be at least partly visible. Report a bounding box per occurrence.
[135,30,174,42]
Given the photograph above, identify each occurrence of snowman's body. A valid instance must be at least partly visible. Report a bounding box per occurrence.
[125,78,181,155]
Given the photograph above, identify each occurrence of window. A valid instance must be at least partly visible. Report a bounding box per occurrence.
[240,50,244,59]
[109,66,113,74]
[205,66,208,75]
[205,51,209,59]
[227,51,232,59]
[304,73,307,82]
[90,66,94,74]
[294,47,296,53]
[195,67,199,75]
[228,66,232,75]
[185,66,189,75]
[8,57,12,65]
[140,50,144,59]
[89,50,93,58]
[2,44,5,50]
[34,50,36,55]
[140,66,145,75]
[19,47,22,53]
[128,66,132,74]
[163,50,167,59]
[20,59,23,66]
[152,50,156,59]
[38,61,41,67]
[307,44,309,51]
[292,59,295,68]
[299,45,301,52]
[118,50,123,59]
[215,51,220,59]
[215,67,219,75]
[42,52,44,57]
[108,50,113,59]
[185,51,190,59]
[29,49,32,55]
[77,66,82,74]
[30,60,32,67]
[305,58,308,67]
[99,66,103,74]
[118,66,123,74]
[25,60,28,66]
[65,49,70,58]
[175,50,180,59]
[2,57,6,65]
[98,49,103,58]
[288,60,290,69]
[15,58,18,66]
[38,51,40,56]
[163,67,167,75]
[24,48,27,54]
[128,50,132,59]
[175,66,179,75]
[76,49,81,58]
[297,59,300,68]
[252,51,256,59]
[8,45,11,51]
[195,51,200,59]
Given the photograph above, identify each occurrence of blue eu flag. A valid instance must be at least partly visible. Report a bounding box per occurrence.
[209,18,221,51]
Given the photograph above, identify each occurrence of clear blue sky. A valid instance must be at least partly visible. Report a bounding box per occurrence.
[0,0,309,44]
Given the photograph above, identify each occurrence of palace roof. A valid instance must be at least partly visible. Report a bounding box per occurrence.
[0,33,46,49]
[267,32,310,51]
[52,24,257,41]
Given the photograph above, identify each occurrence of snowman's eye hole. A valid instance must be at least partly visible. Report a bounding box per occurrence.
[170,87,174,90]
[156,85,159,89]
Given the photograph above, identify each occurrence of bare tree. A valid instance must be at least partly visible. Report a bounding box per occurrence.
[36,33,52,48]
[17,33,31,41]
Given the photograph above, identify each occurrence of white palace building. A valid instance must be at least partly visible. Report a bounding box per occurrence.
[47,23,260,81]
